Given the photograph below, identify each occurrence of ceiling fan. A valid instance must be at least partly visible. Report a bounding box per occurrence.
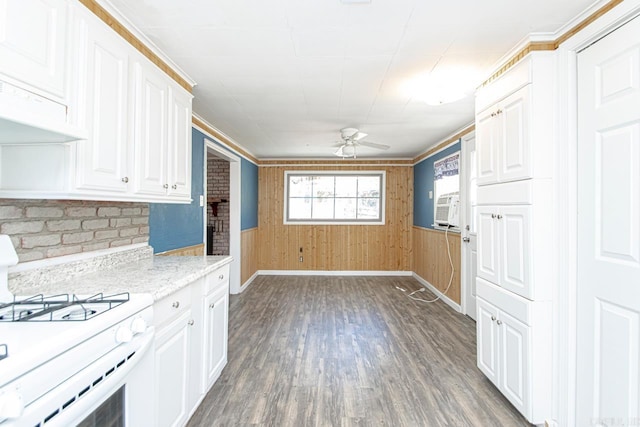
[334,128,390,158]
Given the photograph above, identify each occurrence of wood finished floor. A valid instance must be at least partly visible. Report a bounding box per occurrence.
[187,276,529,427]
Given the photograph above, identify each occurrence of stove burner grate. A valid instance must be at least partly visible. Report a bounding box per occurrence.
[0,292,130,322]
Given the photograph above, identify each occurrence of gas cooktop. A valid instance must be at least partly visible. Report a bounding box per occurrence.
[0,292,130,322]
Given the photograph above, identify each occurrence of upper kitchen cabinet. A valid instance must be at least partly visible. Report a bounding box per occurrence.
[132,59,193,200]
[0,0,195,203]
[475,54,554,186]
[72,5,133,193]
[0,0,68,99]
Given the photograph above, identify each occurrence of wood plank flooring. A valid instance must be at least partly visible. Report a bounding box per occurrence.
[187,276,529,427]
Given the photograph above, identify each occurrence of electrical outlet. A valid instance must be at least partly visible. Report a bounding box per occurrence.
[299,256,303,262]
[199,195,204,207]
[428,190,433,199]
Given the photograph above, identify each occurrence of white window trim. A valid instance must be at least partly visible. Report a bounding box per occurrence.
[283,171,386,225]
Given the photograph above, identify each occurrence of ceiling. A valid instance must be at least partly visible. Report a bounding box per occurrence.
[107,0,595,159]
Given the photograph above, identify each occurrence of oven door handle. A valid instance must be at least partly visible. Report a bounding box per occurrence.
[14,328,155,427]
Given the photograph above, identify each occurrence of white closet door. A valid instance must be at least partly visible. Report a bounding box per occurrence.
[577,15,640,426]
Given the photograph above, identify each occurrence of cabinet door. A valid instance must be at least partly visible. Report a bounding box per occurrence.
[477,206,499,284]
[0,0,67,98]
[498,86,531,183]
[476,108,499,186]
[167,85,192,198]
[477,297,499,385]
[498,310,530,418]
[133,61,168,196]
[74,12,130,192]
[499,206,532,299]
[202,284,229,392]
[155,310,192,427]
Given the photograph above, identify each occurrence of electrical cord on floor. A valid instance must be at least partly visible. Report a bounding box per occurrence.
[396,226,455,304]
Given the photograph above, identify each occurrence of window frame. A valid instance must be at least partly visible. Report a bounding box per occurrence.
[283,171,386,225]
[433,151,461,230]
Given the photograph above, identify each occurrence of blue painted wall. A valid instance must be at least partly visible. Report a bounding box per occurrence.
[241,158,258,230]
[149,128,205,253]
[149,128,260,253]
[413,141,461,229]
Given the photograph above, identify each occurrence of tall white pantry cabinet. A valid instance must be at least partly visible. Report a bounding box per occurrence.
[474,53,554,425]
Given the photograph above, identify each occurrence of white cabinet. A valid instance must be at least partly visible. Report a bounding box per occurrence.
[73,7,132,192]
[155,308,193,427]
[154,284,195,427]
[168,86,193,198]
[477,296,530,418]
[153,262,230,427]
[132,60,192,199]
[0,0,68,98]
[133,61,168,197]
[475,52,554,424]
[477,86,531,186]
[477,205,533,300]
[476,278,551,425]
[200,277,229,392]
[0,0,194,203]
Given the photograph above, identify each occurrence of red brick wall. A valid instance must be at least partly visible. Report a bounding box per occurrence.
[207,158,230,255]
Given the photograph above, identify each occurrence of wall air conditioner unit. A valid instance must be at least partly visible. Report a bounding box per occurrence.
[435,192,459,228]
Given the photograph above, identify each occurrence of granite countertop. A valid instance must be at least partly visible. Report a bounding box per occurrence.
[10,255,233,301]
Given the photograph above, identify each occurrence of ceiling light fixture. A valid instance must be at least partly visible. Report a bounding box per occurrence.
[405,67,481,106]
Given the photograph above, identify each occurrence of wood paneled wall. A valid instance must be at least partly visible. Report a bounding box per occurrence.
[241,228,258,285]
[157,243,205,256]
[412,226,461,304]
[257,166,413,271]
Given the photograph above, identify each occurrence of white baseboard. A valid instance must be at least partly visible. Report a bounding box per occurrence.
[237,271,259,294]
[257,270,413,277]
[411,272,462,313]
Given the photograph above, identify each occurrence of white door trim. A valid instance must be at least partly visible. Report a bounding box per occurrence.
[460,131,477,319]
[204,140,242,295]
[555,2,640,426]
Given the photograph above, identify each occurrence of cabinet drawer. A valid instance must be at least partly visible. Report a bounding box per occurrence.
[205,264,230,294]
[477,278,530,325]
[154,285,192,327]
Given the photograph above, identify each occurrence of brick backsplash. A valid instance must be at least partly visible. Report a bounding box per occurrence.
[0,199,149,263]
[207,158,229,256]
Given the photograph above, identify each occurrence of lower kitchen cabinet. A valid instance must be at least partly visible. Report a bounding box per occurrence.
[476,278,551,424]
[155,308,193,427]
[201,283,229,393]
[153,263,230,427]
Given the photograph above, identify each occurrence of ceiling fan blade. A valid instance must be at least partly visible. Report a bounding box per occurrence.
[334,146,345,156]
[357,141,390,150]
[353,132,368,141]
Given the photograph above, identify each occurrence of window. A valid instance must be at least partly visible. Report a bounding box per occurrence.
[284,171,385,224]
[433,151,460,228]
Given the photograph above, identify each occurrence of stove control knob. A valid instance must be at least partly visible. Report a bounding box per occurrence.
[0,389,24,419]
[130,318,147,334]
[115,326,133,343]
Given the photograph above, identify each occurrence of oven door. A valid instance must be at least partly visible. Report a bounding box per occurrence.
[10,326,154,427]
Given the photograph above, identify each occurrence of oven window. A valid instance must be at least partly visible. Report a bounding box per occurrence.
[77,385,124,427]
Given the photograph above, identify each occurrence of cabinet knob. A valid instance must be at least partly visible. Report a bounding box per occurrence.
[188,319,195,326]
[209,303,215,309]
[121,177,129,183]
[172,184,177,190]
[462,237,470,243]
[497,214,503,219]
[491,315,496,321]
[219,274,224,280]
[496,109,503,115]
[491,214,496,219]
[163,184,169,189]
[496,320,503,325]
[172,301,180,308]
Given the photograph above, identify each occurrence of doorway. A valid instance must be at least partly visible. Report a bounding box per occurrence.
[461,131,478,320]
[204,140,241,294]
